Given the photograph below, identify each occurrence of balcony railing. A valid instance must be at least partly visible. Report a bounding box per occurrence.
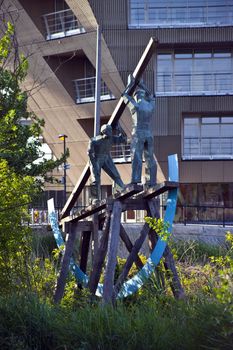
[183,137,233,160]
[111,141,131,163]
[73,77,115,104]
[42,9,85,40]
[157,72,233,96]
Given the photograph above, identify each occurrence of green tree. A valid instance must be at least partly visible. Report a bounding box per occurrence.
[0,22,66,295]
[0,160,36,293]
[0,22,66,178]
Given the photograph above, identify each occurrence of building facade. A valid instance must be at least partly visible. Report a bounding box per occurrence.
[1,0,233,224]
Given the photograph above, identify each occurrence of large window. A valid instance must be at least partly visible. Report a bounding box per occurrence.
[129,0,233,28]
[183,116,233,159]
[176,183,233,224]
[156,50,233,96]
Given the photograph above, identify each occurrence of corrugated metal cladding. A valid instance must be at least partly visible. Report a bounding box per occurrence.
[88,0,233,87]
[157,96,233,136]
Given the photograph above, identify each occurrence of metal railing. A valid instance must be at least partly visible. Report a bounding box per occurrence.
[157,72,233,96]
[129,2,233,27]
[73,77,115,104]
[28,204,233,227]
[29,206,86,226]
[174,205,233,227]
[183,137,233,159]
[111,141,131,163]
[42,9,85,40]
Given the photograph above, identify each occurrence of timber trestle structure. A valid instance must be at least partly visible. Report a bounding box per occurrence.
[48,155,185,304]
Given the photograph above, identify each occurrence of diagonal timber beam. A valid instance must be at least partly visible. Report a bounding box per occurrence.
[60,37,158,220]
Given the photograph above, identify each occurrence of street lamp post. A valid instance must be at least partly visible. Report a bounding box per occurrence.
[58,134,68,207]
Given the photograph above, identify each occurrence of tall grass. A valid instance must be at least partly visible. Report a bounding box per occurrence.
[0,293,232,350]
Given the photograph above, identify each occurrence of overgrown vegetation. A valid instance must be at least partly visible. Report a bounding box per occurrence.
[0,22,66,296]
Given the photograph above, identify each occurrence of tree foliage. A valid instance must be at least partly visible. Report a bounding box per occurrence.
[0,160,36,293]
[0,22,66,179]
[0,22,66,295]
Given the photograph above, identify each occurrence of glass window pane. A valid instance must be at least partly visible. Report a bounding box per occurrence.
[222,117,233,123]
[213,51,231,58]
[157,49,233,95]
[175,53,192,59]
[129,0,233,27]
[183,115,233,158]
[221,124,233,137]
[194,52,212,58]
[201,124,220,137]
[202,117,219,124]
[184,118,200,137]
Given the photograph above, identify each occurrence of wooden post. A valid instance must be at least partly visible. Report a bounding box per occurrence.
[89,210,111,296]
[147,198,160,251]
[54,223,77,304]
[103,201,122,304]
[120,225,144,270]
[79,231,91,274]
[114,223,150,295]
[92,213,99,266]
[147,200,185,300]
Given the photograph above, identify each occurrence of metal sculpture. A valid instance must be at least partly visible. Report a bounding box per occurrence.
[88,124,125,201]
[48,38,184,304]
[122,76,157,187]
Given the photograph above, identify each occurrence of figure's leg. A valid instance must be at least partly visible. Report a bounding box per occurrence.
[144,136,157,186]
[89,160,101,201]
[102,156,124,189]
[131,135,144,184]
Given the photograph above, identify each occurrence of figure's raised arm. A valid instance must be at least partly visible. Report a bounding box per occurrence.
[112,124,127,144]
[122,75,138,109]
[138,79,155,102]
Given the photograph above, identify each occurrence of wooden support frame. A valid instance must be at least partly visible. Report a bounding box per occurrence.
[114,222,151,296]
[49,155,181,303]
[120,225,144,270]
[54,223,77,304]
[88,209,111,296]
[79,231,91,274]
[103,201,122,304]
[147,199,185,300]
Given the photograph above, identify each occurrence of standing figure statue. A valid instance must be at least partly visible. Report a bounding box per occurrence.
[88,124,126,202]
[122,76,157,187]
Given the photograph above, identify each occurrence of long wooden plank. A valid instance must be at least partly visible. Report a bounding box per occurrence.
[60,38,158,220]
[79,231,91,274]
[120,225,144,270]
[88,210,111,296]
[142,181,179,199]
[114,222,150,296]
[103,201,122,304]
[61,184,143,223]
[54,224,77,304]
[148,199,185,300]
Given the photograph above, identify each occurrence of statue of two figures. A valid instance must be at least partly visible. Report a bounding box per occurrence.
[88,75,157,203]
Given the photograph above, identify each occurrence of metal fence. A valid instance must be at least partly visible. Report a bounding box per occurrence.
[42,9,85,40]
[28,205,233,227]
[174,205,233,227]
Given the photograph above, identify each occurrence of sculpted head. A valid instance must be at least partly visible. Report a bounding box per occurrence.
[100,124,112,137]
